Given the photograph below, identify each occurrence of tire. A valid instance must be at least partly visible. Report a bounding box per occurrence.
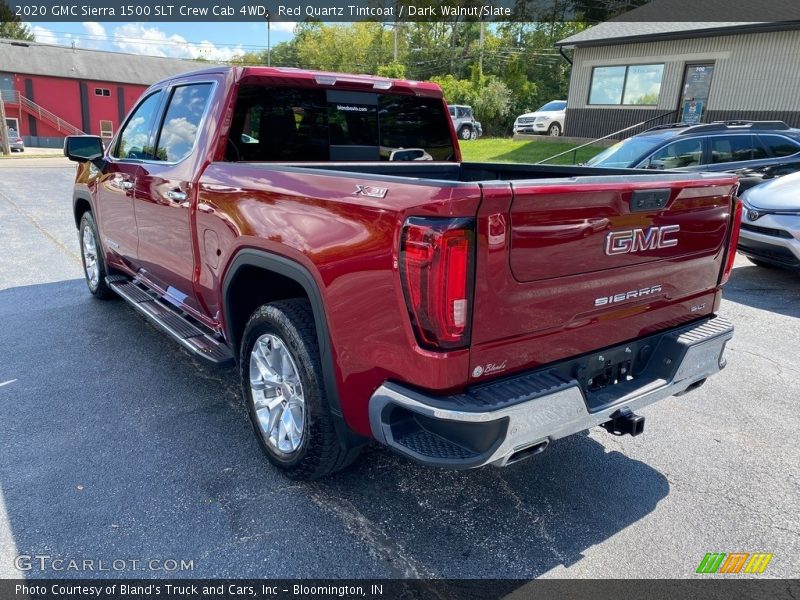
[240,299,359,480]
[459,126,473,141]
[469,129,478,140]
[78,212,115,299]
[547,123,562,137]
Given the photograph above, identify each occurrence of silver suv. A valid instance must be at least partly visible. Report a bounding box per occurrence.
[448,105,481,141]
[739,170,800,270]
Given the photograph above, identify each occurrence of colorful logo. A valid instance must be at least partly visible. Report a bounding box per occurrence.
[696,552,773,574]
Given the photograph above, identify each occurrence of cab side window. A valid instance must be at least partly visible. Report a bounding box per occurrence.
[154,83,213,162]
[113,91,163,160]
[648,139,703,169]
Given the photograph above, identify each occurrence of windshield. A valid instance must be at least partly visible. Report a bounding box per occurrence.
[585,136,666,168]
[537,101,566,112]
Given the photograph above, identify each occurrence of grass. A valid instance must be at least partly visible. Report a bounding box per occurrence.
[459,137,605,165]
[0,153,62,159]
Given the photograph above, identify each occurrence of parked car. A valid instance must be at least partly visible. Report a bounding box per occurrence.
[738,170,800,269]
[585,121,800,191]
[513,101,566,137]
[6,128,24,152]
[64,66,738,480]
[448,104,481,140]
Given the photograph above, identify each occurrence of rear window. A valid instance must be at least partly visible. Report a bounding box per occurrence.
[229,84,455,162]
[709,135,765,163]
[758,134,800,157]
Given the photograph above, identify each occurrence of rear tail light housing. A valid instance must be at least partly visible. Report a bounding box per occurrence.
[720,197,743,285]
[399,217,475,350]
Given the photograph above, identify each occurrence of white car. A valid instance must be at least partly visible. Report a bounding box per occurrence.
[738,170,800,269]
[513,101,566,137]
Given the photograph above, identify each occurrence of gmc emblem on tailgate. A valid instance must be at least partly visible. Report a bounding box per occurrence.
[605,225,680,256]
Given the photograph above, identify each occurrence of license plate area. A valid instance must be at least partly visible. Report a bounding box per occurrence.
[575,344,643,394]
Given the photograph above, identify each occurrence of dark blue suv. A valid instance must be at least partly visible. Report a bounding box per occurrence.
[586,121,800,184]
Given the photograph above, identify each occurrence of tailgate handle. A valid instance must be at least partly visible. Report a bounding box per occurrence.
[630,189,670,212]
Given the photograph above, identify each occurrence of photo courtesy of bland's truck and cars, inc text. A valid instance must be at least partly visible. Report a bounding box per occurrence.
[0,0,798,598]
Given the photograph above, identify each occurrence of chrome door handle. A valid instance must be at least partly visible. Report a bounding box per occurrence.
[165,190,187,202]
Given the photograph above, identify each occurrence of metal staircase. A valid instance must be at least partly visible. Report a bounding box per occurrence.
[0,90,85,136]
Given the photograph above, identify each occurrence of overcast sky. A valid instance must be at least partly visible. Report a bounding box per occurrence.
[26,21,298,61]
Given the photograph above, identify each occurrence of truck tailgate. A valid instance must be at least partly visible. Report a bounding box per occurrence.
[470,173,738,381]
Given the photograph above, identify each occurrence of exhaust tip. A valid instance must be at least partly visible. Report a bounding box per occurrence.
[503,439,549,466]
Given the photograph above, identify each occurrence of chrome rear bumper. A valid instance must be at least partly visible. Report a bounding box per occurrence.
[369,316,733,469]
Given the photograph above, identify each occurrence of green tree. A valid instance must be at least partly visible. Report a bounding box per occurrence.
[377,63,406,79]
[1,0,35,40]
[432,74,511,135]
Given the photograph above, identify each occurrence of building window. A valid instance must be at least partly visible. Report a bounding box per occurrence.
[589,64,664,106]
[99,120,113,138]
[94,88,110,97]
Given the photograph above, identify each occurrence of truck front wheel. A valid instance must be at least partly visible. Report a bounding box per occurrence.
[458,126,473,140]
[78,212,115,299]
[240,299,358,479]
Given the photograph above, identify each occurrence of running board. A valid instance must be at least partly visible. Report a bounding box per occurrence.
[107,276,234,366]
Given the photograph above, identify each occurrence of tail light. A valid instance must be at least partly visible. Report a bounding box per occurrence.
[720,197,743,285]
[15,138,22,144]
[399,217,475,350]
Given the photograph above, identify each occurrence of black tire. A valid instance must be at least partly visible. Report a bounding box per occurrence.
[547,122,562,137]
[458,126,473,140]
[240,299,359,480]
[78,212,115,299]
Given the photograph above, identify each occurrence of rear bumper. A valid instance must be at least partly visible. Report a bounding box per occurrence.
[369,315,733,469]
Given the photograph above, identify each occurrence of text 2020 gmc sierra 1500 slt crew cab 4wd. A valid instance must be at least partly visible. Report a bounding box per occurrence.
[65,67,741,479]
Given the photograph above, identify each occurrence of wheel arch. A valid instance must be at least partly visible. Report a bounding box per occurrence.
[221,249,363,446]
[73,191,94,228]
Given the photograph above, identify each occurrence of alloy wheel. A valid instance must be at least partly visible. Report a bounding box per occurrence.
[249,333,306,455]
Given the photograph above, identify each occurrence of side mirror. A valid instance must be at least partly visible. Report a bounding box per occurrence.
[64,135,105,167]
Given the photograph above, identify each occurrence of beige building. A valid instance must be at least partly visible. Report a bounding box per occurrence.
[556,22,800,138]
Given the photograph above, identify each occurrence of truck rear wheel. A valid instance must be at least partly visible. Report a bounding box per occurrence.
[240,299,358,479]
[79,212,115,299]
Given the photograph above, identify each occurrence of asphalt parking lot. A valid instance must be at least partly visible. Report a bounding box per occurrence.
[0,157,798,580]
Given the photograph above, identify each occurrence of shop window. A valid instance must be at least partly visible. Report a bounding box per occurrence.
[589,64,664,106]
[99,120,113,138]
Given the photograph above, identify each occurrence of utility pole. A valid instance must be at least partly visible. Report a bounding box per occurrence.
[0,94,10,156]
[478,21,485,78]
[267,16,271,66]
[393,23,398,62]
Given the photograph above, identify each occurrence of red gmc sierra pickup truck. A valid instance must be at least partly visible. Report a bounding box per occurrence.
[65,66,741,479]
